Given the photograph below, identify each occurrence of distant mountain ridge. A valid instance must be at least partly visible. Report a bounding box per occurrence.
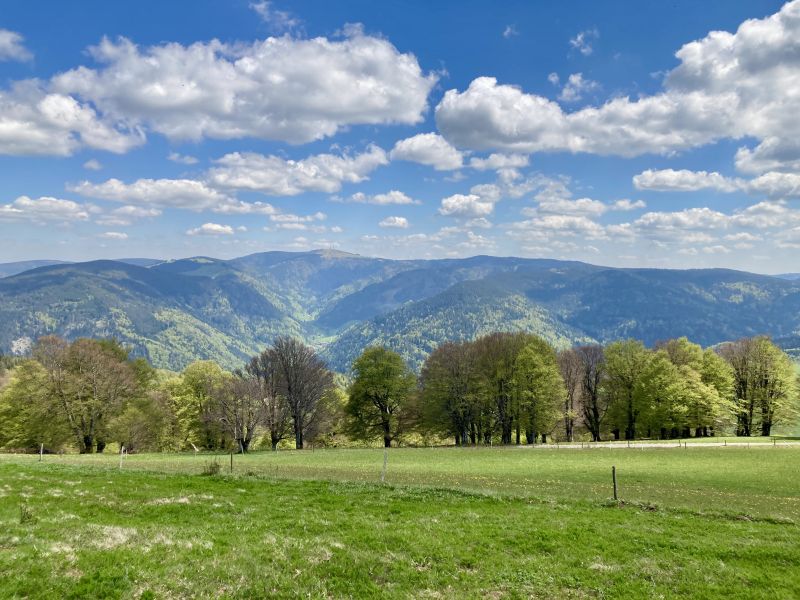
[1,251,799,372]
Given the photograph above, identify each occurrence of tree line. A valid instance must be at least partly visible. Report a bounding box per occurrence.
[0,333,797,453]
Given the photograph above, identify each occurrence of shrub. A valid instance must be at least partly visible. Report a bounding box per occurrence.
[201,458,221,476]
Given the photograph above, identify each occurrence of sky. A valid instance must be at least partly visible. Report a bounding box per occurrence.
[2,0,800,273]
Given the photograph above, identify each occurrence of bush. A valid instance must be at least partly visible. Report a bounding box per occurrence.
[201,458,221,476]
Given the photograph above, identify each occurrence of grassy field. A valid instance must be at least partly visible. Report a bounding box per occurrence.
[6,443,800,520]
[1,446,799,598]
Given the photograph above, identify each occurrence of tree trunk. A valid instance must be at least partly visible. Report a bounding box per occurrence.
[81,435,94,454]
[96,440,106,454]
[761,422,771,436]
[694,427,703,438]
[295,428,303,450]
[541,433,547,444]
[612,429,620,440]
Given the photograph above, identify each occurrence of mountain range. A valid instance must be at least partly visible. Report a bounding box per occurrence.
[2,250,800,372]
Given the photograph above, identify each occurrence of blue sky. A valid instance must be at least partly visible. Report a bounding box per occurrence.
[2,0,799,272]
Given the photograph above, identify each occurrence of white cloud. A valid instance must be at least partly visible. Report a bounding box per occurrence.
[99,231,128,240]
[634,207,729,233]
[469,153,529,171]
[53,32,436,145]
[633,169,741,192]
[186,222,235,236]
[269,211,327,232]
[702,245,731,255]
[168,152,199,165]
[340,190,420,205]
[249,2,300,32]
[735,138,800,174]
[207,145,387,195]
[0,29,32,62]
[557,73,599,102]
[611,199,646,211]
[96,205,162,226]
[83,159,103,171]
[0,82,145,156]
[390,133,463,170]
[71,177,232,211]
[0,196,93,223]
[379,216,409,228]
[438,193,494,218]
[503,25,519,39]
[569,28,598,56]
[435,2,800,162]
[634,169,800,199]
[747,172,800,198]
[510,214,607,239]
[529,196,609,217]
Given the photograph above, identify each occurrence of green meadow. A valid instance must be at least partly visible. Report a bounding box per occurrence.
[1,445,799,598]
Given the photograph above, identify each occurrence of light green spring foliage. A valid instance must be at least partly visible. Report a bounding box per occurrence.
[1,333,799,454]
[345,347,417,446]
[512,339,565,437]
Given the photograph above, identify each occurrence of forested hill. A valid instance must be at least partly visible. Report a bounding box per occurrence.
[2,250,800,372]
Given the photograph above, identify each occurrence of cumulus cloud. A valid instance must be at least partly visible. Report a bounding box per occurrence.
[186,222,235,236]
[0,196,93,223]
[611,199,646,211]
[168,152,199,165]
[339,190,420,205]
[438,193,494,218]
[268,211,327,231]
[0,81,145,156]
[510,214,607,239]
[70,177,233,211]
[207,145,387,195]
[52,32,436,145]
[83,159,103,171]
[633,169,741,192]
[469,153,529,171]
[435,2,800,163]
[390,133,463,170]
[557,73,599,102]
[528,196,609,217]
[569,28,598,56]
[99,231,128,240]
[249,1,300,33]
[95,205,161,226]
[747,172,800,198]
[378,216,409,228]
[0,29,32,62]
[634,169,800,199]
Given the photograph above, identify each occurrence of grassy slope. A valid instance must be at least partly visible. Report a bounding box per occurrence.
[6,445,799,520]
[1,462,798,599]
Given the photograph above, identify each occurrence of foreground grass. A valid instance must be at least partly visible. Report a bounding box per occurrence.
[1,462,798,599]
[6,445,800,521]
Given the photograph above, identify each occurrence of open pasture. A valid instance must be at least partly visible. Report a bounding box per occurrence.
[1,446,800,598]
[5,443,799,521]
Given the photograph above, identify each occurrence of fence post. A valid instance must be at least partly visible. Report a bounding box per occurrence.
[612,466,618,501]
[380,447,388,483]
[119,446,125,470]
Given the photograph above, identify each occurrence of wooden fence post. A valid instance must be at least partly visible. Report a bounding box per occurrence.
[612,466,618,501]
[380,447,388,483]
